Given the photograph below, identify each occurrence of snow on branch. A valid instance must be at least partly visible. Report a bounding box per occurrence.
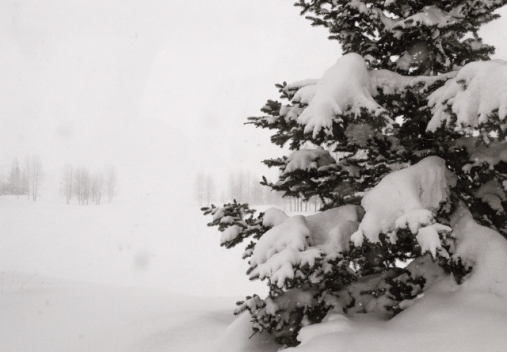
[451,138,507,215]
[286,53,456,138]
[348,1,465,32]
[248,205,364,287]
[249,215,320,287]
[202,202,265,250]
[283,147,336,174]
[392,5,465,30]
[464,141,507,171]
[263,208,289,227]
[428,60,507,132]
[369,69,457,96]
[292,53,387,137]
[451,204,507,294]
[474,179,506,214]
[351,156,456,257]
[348,0,398,30]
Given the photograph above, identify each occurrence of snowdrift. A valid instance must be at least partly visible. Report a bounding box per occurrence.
[214,157,507,351]
[0,276,236,352]
[215,204,507,352]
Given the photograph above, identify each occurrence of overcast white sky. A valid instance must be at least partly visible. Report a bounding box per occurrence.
[0,0,337,200]
[1,0,507,200]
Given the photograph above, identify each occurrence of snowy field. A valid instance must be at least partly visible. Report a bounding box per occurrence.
[0,195,268,296]
[3,195,507,352]
[0,278,235,352]
[0,195,267,351]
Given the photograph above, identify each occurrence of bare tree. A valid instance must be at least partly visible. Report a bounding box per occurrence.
[219,190,227,203]
[194,170,205,206]
[83,168,90,205]
[105,164,118,202]
[29,155,44,201]
[63,165,106,206]
[204,174,216,206]
[310,195,321,212]
[61,164,74,204]
[236,171,247,203]
[91,172,104,205]
[227,171,264,204]
[250,177,264,205]
[228,172,236,201]
[23,156,31,200]
[228,171,245,202]
[73,166,91,205]
[74,167,84,205]
[242,171,250,203]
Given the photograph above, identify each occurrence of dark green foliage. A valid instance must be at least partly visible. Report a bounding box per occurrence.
[201,0,507,347]
[201,201,268,250]
[294,0,500,74]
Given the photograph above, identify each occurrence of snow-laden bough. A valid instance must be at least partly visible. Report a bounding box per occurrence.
[351,156,456,258]
[428,60,507,132]
[292,53,386,137]
[249,205,364,287]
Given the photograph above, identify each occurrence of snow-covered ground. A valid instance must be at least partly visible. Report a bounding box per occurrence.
[4,194,507,352]
[0,276,235,352]
[0,196,267,296]
[0,196,267,351]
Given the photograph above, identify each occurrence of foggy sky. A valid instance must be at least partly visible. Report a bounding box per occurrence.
[1,0,507,200]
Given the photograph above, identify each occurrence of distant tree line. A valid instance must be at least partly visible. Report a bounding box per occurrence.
[0,155,45,201]
[194,170,216,206]
[60,163,118,205]
[0,156,118,205]
[194,169,322,212]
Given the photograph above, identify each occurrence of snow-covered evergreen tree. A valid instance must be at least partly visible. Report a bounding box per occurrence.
[204,0,507,349]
